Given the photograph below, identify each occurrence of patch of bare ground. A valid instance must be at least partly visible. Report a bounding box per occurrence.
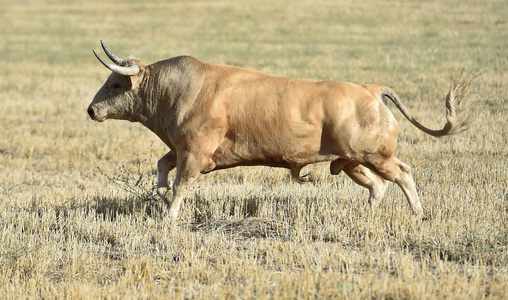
[189,217,288,240]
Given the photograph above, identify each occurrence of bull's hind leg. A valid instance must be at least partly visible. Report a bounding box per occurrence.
[157,151,177,204]
[367,156,424,218]
[342,162,389,210]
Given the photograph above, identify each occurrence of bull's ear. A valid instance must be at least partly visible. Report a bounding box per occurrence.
[129,67,145,90]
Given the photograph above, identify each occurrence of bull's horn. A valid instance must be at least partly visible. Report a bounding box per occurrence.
[100,39,126,66]
[93,50,140,76]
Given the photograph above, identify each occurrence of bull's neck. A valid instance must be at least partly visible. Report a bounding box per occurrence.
[136,57,205,148]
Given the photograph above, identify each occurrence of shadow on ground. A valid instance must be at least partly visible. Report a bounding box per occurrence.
[54,194,164,222]
[53,195,289,241]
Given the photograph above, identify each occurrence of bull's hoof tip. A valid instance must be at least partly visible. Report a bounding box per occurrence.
[415,214,428,221]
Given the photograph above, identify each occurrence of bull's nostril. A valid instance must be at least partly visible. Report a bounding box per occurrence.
[87,106,95,119]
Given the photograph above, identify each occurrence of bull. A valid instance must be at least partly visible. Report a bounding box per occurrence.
[88,40,479,220]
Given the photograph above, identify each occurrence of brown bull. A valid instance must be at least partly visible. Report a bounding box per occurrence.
[88,40,479,220]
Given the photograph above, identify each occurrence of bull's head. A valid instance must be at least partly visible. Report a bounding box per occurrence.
[88,40,146,122]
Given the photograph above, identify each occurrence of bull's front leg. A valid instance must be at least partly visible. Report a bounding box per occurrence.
[156,151,177,204]
[166,151,205,219]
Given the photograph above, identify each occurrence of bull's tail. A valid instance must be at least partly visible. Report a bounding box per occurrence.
[381,70,483,137]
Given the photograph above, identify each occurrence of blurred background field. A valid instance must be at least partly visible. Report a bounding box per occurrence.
[0,0,506,298]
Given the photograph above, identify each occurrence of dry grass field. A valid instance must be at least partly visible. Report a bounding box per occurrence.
[0,0,507,298]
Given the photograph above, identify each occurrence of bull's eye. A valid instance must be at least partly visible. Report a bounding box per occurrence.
[111,83,122,90]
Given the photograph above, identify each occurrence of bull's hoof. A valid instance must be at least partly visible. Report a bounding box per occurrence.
[296,173,311,184]
[157,187,172,205]
[414,212,428,221]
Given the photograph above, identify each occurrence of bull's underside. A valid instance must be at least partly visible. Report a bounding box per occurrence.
[88,41,480,220]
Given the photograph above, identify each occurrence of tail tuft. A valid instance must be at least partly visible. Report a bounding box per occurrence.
[441,70,484,136]
[382,70,484,138]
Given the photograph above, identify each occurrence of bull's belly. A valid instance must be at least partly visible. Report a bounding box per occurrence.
[203,154,338,174]
[202,138,340,173]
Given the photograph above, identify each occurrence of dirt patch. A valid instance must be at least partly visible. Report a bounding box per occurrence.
[189,217,288,240]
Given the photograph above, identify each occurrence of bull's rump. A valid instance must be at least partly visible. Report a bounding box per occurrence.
[202,66,394,171]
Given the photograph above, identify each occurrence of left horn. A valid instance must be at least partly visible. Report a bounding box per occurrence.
[93,50,140,76]
[100,39,125,66]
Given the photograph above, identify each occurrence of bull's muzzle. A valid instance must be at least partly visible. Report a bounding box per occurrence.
[87,105,104,122]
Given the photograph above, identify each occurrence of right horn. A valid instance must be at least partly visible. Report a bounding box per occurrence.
[100,39,126,66]
[93,49,140,76]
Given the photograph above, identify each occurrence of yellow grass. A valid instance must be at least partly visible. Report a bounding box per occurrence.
[0,0,507,298]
